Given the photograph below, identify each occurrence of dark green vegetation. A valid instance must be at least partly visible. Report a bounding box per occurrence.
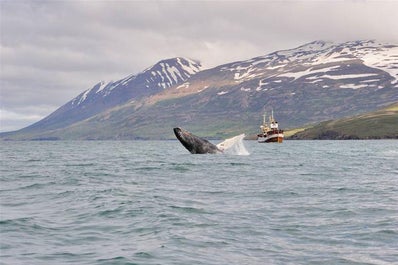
[289,103,398,140]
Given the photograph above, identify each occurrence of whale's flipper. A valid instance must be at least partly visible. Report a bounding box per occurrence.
[173,127,222,154]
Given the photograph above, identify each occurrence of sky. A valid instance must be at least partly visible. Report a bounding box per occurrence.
[1,0,397,132]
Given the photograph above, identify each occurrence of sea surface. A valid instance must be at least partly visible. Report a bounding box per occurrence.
[1,140,397,265]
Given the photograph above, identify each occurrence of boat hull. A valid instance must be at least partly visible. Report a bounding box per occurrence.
[257,133,284,143]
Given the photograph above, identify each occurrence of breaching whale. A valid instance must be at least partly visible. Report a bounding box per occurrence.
[173,127,249,155]
[173,127,223,154]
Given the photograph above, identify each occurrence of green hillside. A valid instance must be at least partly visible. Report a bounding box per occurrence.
[289,103,398,140]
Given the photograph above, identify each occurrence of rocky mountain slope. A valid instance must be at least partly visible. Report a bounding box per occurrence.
[2,40,397,140]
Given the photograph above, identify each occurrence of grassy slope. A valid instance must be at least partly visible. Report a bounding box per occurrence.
[289,103,398,139]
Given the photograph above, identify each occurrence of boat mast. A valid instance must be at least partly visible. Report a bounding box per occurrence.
[263,112,266,125]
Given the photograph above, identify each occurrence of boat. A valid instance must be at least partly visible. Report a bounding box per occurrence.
[257,110,284,143]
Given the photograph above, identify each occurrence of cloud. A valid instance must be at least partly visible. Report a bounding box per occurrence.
[1,0,397,132]
[0,106,54,133]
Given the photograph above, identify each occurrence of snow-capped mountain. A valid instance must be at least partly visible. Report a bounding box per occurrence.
[136,40,396,131]
[25,57,202,131]
[218,40,397,89]
[3,40,397,140]
[155,40,396,106]
[72,57,202,107]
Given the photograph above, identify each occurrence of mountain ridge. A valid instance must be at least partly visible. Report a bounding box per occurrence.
[2,40,397,140]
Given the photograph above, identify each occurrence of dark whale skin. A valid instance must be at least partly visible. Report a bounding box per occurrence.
[173,127,222,154]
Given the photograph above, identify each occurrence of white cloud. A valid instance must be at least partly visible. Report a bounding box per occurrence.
[0,107,54,132]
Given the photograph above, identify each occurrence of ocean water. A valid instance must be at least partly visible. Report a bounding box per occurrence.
[1,140,397,265]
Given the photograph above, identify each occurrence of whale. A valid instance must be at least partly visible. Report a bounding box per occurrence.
[173,127,223,154]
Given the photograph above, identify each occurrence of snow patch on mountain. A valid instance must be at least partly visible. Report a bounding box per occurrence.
[277,65,341,80]
[339,84,369,90]
[78,89,91,105]
[177,57,202,75]
[143,57,202,90]
[359,46,398,79]
[319,73,380,80]
[177,82,190,89]
[274,40,335,62]
[95,81,109,93]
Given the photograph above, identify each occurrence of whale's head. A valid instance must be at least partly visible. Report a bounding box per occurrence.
[173,127,222,154]
[173,127,187,141]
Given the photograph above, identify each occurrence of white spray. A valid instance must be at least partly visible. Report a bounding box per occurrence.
[217,134,250,156]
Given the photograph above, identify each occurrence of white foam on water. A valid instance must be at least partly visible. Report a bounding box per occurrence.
[217,134,250,156]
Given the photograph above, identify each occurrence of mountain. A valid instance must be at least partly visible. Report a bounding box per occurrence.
[288,103,398,139]
[2,40,398,140]
[21,57,202,132]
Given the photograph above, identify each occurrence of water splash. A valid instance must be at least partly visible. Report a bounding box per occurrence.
[217,134,250,156]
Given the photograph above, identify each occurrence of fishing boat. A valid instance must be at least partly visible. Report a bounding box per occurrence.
[257,110,284,143]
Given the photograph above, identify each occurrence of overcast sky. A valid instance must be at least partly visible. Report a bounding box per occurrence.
[1,0,397,132]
